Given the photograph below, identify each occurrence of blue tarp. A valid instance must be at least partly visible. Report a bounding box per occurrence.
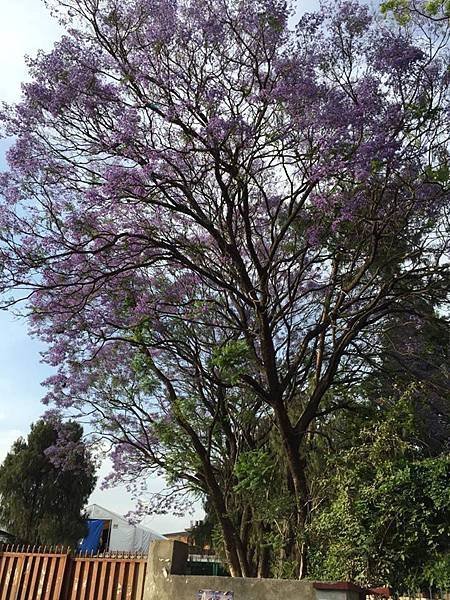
[78,519,104,553]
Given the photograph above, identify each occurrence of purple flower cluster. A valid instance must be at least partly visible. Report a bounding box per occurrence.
[0,0,448,506]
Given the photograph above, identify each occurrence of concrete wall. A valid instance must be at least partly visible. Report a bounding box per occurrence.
[143,540,362,600]
[146,574,316,600]
[315,584,364,600]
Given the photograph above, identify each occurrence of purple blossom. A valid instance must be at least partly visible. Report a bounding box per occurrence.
[0,0,447,533]
[372,32,425,73]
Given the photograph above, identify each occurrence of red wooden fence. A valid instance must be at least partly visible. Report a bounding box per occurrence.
[0,545,147,600]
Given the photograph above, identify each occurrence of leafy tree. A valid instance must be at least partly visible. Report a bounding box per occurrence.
[72,332,277,577]
[0,0,448,577]
[308,394,450,592]
[368,302,450,454]
[381,0,450,23]
[0,418,97,546]
[304,300,450,590]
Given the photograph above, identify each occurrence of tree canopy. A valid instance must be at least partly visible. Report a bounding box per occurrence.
[0,0,448,580]
[308,393,450,592]
[0,418,97,546]
[381,0,450,23]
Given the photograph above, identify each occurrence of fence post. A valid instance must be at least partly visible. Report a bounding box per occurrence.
[56,548,73,600]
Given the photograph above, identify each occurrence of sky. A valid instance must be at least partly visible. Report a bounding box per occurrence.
[0,0,62,465]
[0,0,320,534]
[0,0,206,535]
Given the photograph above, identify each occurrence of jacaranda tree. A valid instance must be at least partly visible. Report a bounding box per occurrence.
[0,0,448,577]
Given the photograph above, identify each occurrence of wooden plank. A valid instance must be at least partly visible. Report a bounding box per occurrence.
[96,561,107,600]
[16,556,31,600]
[0,556,15,600]
[115,561,126,600]
[28,554,42,600]
[125,562,136,600]
[135,562,146,600]
[43,555,58,600]
[88,560,99,600]
[9,554,25,600]
[0,552,8,590]
[3,552,64,559]
[54,554,69,600]
[106,561,116,600]
[18,555,34,600]
[78,560,89,600]
[36,556,49,598]
[70,559,82,600]
[0,554,14,592]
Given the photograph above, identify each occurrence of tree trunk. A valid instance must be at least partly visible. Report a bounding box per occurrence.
[217,513,244,577]
[257,523,271,578]
[258,310,311,576]
[174,409,250,577]
[205,475,250,577]
[274,407,311,578]
[240,505,256,576]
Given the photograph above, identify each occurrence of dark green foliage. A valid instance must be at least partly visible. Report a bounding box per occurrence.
[308,395,450,592]
[369,305,450,455]
[0,419,96,546]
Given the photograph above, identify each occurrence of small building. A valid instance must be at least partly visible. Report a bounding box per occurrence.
[164,530,191,546]
[79,503,165,554]
[164,524,228,576]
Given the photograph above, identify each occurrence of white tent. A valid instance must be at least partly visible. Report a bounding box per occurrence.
[85,504,165,553]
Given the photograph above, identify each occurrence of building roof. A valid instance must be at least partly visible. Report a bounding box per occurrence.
[85,504,165,539]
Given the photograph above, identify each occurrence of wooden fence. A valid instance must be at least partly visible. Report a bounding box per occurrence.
[0,545,147,600]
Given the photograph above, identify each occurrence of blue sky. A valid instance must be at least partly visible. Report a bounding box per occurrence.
[0,0,206,534]
[0,0,320,533]
[0,0,62,462]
